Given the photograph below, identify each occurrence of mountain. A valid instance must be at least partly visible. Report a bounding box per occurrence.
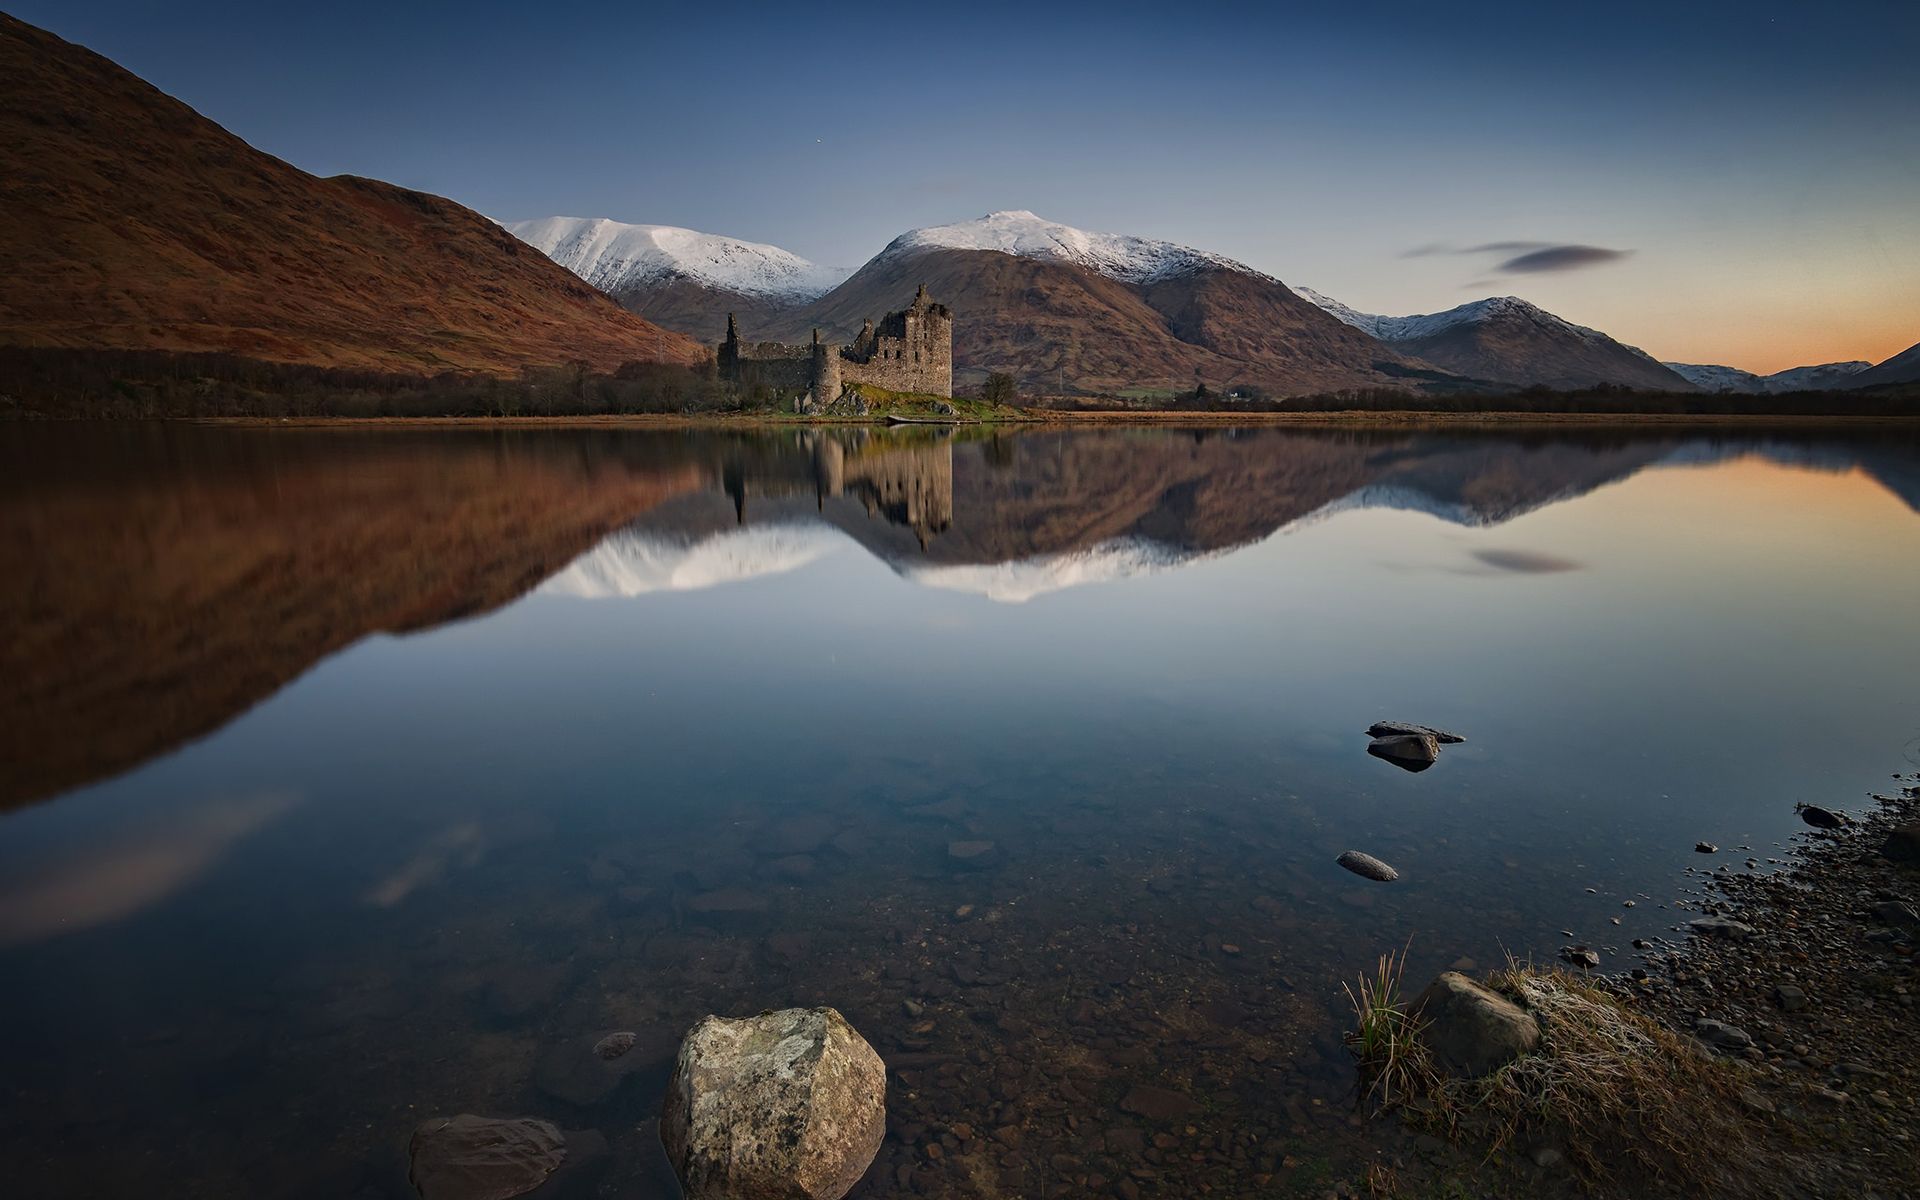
[1849,340,1920,390]
[1296,289,1694,392]
[0,14,704,374]
[762,211,1444,397]
[1662,360,1873,393]
[505,216,849,342]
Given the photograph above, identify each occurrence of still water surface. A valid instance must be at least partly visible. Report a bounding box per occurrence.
[2,423,1919,1198]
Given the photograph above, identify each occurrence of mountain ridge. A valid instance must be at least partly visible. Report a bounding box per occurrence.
[0,13,705,374]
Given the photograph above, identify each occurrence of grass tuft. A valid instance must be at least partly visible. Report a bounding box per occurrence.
[1344,954,1771,1196]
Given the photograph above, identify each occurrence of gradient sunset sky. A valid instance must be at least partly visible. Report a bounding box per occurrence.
[16,0,1917,374]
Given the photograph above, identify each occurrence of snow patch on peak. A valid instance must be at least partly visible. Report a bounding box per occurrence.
[1296,289,1612,344]
[883,211,1270,285]
[1663,360,1873,394]
[507,216,850,301]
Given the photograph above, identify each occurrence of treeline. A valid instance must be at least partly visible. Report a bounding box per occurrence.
[0,347,738,419]
[1041,380,1920,417]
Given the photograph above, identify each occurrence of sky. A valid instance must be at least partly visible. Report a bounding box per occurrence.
[13,0,1920,373]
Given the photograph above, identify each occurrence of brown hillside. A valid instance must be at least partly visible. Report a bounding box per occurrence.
[0,14,705,373]
[766,247,1444,397]
[1392,305,1694,392]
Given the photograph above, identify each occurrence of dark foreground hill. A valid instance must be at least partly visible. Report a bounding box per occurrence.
[0,14,705,373]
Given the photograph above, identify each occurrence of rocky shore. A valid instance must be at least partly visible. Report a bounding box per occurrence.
[1603,771,1920,1199]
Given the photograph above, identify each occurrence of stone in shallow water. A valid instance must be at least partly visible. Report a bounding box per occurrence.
[593,1032,637,1061]
[408,1113,564,1200]
[1118,1084,1198,1122]
[1409,972,1541,1078]
[1798,804,1844,829]
[1881,821,1920,862]
[662,1006,885,1200]
[536,1028,676,1106]
[1366,734,1440,772]
[948,841,997,867]
[688,888,767,914]
[1336,850,1399,882]
[1366,720,1465,744]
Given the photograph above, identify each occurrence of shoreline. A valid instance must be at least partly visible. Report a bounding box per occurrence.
[153,410,1920,433]
[1590,773,1920,1196]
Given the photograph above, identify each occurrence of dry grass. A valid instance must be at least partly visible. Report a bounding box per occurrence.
[1344,956,1769,1195]
[1341,947,1434,1109]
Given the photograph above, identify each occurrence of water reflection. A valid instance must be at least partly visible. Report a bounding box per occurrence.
[2,422,1919,1199]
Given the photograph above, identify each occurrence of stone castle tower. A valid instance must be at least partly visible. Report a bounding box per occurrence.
[718,286,952,407]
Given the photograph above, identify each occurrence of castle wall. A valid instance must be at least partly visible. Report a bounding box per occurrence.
[718,288,952,403]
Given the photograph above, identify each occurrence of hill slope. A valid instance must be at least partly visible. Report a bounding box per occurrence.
[1297,289,1693,391]
[1850,340,1920,389]
[765,212,1443,397]
[506,216,848,343]
[1663,360,1872,393]
[0,14,704,373]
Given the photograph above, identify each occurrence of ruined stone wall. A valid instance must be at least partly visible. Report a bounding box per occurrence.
[839,288,952,396]
[718,290,952,402]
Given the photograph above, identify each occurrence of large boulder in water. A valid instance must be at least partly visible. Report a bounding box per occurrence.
[1367,733,1440,771]
[1410,972,1540,1078]
[661,1006,885,1200]
[1366,721,1464,744]
[408,1114,565,1200]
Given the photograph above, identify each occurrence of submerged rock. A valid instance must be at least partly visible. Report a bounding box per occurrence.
[1366,720,1465,744]
[1118,1084,1199,1122]
[1798,805,1845,829]
[536,1028,675,1106]
[1366,734,1441,772]
[1409,972,1541,1078]
[947,841,998,868]
[688,888,768,914]
[408,1113,565,1200]
[661,1006,885,1200]
[1335,850,1400,882]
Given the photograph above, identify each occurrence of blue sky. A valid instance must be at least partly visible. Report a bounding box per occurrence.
[14,0,1919,371]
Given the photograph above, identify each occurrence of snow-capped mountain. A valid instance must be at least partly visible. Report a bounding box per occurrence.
[879,210,1268,285]
[1293,288,1692,392]
[506,217,850,341]
[508,217,848,300]
[1662,360,1874,393]
[765,211,1432,396]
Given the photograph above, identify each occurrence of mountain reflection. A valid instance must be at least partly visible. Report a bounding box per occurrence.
[2,423,1917,810]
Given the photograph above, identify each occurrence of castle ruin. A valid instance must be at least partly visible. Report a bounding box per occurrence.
[718,285,952,410]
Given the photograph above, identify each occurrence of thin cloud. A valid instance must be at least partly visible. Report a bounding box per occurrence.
[1400,241,1631,275]
[1493,245,1630,274]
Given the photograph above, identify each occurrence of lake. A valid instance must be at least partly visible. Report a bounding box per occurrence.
[3,421,1918,1199]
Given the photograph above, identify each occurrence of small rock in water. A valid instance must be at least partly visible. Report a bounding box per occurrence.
[593,1031,637,1061]
[687,888,767,914]
[1336,850,1399,882]
[1366,720,1465,744]
[408,1113,564,1200]
[1695,842,1718,854]
[947,841,997,868]
[1561,946,1600,969]
[1797,804,1844,829]
[1366,733,1440,772]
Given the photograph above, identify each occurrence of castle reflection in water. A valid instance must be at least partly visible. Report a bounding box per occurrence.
[722,432,954,548]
